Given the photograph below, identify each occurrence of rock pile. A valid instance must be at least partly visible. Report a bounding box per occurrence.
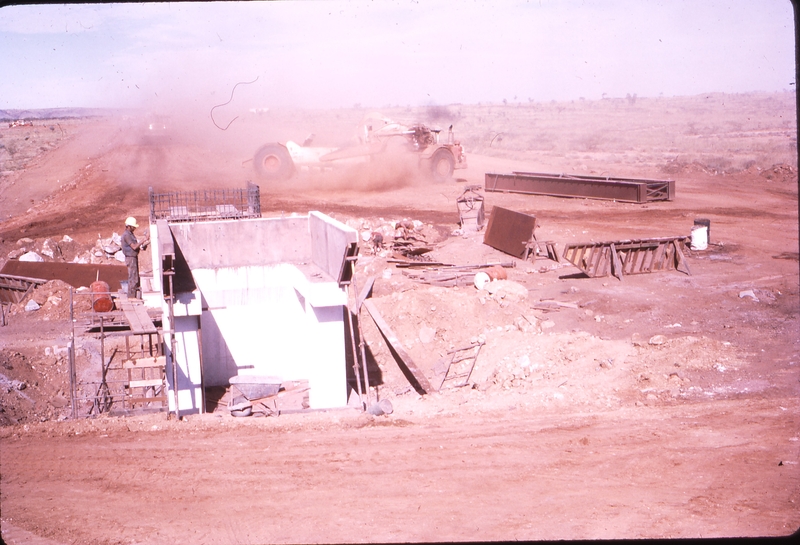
[759,163,796,182]
[4,231,130,267]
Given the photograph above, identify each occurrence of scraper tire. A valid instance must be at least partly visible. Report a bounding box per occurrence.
[254,144,294,182]
[429,149,455,183]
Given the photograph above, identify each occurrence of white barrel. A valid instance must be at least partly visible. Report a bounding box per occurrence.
[691,226,708,250]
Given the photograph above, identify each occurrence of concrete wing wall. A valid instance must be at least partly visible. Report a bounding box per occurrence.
[309,211,359,281]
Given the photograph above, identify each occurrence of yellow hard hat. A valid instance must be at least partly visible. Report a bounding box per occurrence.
[125,217,139,228]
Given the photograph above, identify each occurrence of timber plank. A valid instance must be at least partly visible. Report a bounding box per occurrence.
[363,299,432,394]
[118,301,157,334]
[127,396,167,405]
[128,378,164,388]
[124,356,166,369]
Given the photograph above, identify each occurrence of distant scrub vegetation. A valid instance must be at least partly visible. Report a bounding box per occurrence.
[377,91,797,175]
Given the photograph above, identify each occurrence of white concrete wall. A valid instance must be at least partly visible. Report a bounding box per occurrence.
[164,314,204,414]
[300,303,348,408]
[192,264,348,409]
[169,216,311,269]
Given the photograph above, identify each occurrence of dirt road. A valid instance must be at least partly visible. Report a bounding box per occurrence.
[2,395,798,544]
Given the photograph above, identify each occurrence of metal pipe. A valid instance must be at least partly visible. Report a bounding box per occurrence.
[168,272,179,419]
[351,272,371,408]
[196,317,206,414]
[69,287,76,419]
[100,316,107,412]
[345,284,364,410]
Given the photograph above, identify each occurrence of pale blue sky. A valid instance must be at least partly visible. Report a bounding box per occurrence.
[0,0,795,111]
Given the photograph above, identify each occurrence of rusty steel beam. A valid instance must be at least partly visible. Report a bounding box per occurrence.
[563,236,690,280]
[485,172,675,203]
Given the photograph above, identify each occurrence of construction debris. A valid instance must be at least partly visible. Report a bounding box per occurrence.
[481,279,529,302]
[433,340,485,390]
[227,380,311,417]
[401,262,515,287]
[456,185,486,232]
[390,222,434,258]
[531,300,580,312]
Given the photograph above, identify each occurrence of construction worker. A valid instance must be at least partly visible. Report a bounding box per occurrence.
[121,217,149,299]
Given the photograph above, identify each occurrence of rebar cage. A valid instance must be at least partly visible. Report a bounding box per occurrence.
[149,182,261,223]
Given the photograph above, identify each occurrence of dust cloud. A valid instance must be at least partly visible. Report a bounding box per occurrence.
[37,46,465,199]
[95,76,452,197]
[286,151,430,194]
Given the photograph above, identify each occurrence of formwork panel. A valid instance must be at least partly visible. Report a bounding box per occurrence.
[563,237,690,279]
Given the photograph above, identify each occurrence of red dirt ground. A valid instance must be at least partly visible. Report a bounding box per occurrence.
[1,98,798,544]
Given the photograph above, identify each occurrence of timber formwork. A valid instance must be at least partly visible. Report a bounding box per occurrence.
[485,172,675,203]
[562,236,690,280]
[68,287,166,418]
[0,273,45,304]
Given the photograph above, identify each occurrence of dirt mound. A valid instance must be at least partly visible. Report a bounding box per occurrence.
[0,328,73,426]
[9,279,93,322]
[660,158,727,176]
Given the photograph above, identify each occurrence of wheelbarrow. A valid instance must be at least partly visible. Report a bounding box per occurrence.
[227,375,283,417]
